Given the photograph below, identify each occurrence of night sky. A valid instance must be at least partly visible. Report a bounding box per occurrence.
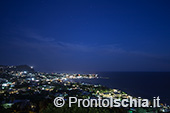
[0,0,170,72]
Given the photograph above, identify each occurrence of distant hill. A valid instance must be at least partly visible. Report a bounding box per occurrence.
[0,65,34,72]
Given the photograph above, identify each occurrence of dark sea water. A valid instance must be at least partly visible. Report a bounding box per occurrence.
[74,72,170,105]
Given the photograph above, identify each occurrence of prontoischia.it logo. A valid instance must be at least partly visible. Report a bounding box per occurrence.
[54,96,161,108]
[54,97,65,107]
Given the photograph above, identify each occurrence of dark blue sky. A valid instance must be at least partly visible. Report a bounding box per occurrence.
[0,0,170,72]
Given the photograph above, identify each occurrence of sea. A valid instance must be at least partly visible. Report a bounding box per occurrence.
[74,72,170,105]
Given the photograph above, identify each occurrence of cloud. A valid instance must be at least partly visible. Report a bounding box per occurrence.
[22,30,55,42]
[10,29,170,64]
[9,28,125,54]
[28,33,55,42]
